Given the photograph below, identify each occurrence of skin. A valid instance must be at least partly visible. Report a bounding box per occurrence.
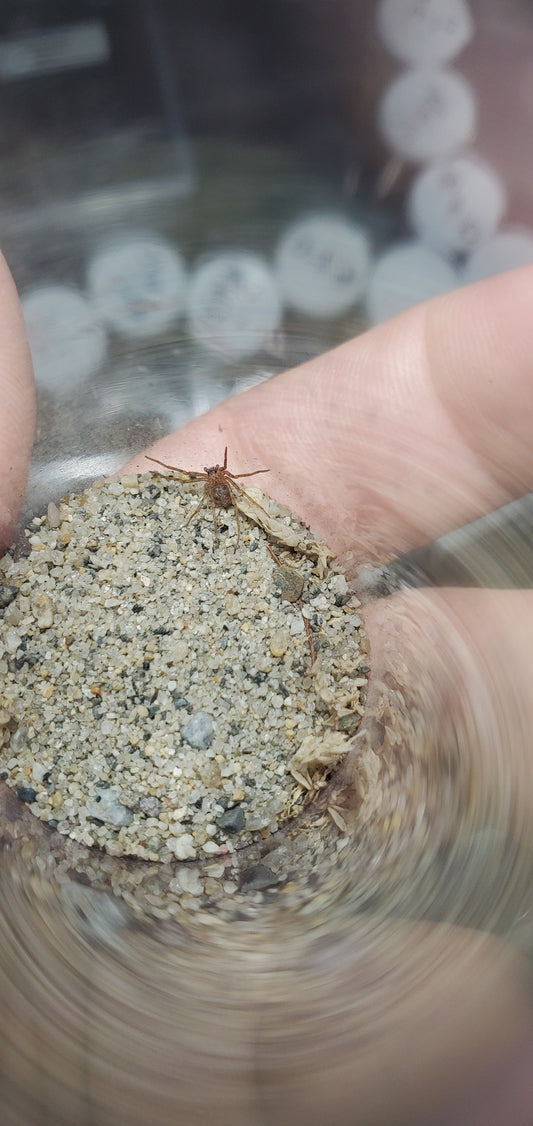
[0,250,35,553]
[3,256,533,1121]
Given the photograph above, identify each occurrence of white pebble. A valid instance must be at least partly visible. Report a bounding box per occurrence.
[168,833,197,861]
[4,628,21,654]
[174,868,204,896]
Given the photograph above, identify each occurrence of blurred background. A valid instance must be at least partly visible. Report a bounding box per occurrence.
[2,3,533,1124]
[1,0,530,527]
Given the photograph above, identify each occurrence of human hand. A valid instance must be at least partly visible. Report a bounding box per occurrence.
[2,251,533,1124]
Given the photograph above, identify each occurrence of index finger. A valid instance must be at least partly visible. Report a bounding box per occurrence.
[131,267,533,568]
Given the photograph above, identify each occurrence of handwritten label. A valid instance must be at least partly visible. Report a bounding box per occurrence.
[376,0,473,66]
[187,252,281,360]
[275,215,371,318]
[379,69,476,162]
[87,236,187,339]
[408,156,506,255]
[22,284,107,392]
[366,241,457,324]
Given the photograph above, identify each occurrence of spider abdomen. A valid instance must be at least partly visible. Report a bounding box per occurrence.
[211,481,233,508]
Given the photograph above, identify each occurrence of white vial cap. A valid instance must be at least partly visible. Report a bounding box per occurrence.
[22,284,107,392]
[376,0,474,67]
[408,156,507,256]
[378,69,477,162]
[187,251,282,360]
[461,228,533,284]
[366,240,457,324]
[275,214,371,318]
[87,235,187,339]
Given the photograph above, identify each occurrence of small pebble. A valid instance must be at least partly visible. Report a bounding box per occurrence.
[181,711,215,750]
[31,592,54,629]
[85,788,133,828]
[269,628,289,658]
[169,834,197,861]
[0,585,18,610]
[17,785,37,804]
[272,564,304,603]
[46,502,61,529]
[239,864,281,891]
[139,796,162,818]
[215,806,246,835]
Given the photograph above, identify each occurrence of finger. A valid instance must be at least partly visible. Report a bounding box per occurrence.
[1,856,530,1126]
[0,252,35,552]
[128,267,533,567]
[359,586,533,843]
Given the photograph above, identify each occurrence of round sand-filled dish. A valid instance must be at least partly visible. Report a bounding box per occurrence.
[0,462,369,864]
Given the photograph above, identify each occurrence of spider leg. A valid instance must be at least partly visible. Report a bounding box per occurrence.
[146,455,206,479]
[227,483,241,544]
[229,477,269,514]
[209,496,220,543]
[223,446,228,470]
[227,468,269,479]
[184,493,207,526]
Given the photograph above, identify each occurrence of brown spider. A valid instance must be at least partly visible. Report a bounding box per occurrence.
[145,446,269,542]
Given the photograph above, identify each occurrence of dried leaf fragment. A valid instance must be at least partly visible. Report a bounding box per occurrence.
[290,730,349,793]
[235,488,336,577]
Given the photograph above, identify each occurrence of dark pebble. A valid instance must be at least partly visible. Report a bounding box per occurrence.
[17,785,37,804]
[0,585,18,610]
[216,806,245,835]
[250,671,267,684]
[147,543,162,557]
[337,712,361,735]
[239,864,281,891]
[172,694,189,709]
[132,604,144,614]
[335,592,352,607]
[272,565,304,604]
